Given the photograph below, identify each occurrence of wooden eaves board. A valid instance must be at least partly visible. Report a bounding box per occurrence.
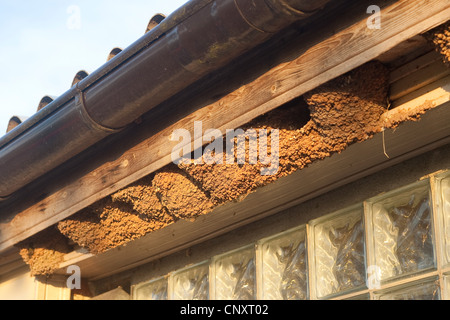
[0,0,449,254]
[56,54,450,280]
[57,97,450,280]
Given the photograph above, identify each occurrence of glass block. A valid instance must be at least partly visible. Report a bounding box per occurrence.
[374,277,440,300]
[133,277,168,300]
[212,246,256,300]
[343,293,370,300]
[309,206,366,299]
[258,226,308,300]
[443,274,450,300]
[366,181,435,283]
[171,262,209,300]
[435,172,450,267]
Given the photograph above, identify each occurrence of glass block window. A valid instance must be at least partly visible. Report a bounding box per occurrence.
[211,246,256,300]
[170,262,209,300]
[132,170,450,300]
[435,172,450,268]
[343,294,370,300]
[373,277,440,300]
[365,181,435,283]
[309,206,366,299]
[134,277,168,300]
[443,274,450,300]
[258,226,308,300]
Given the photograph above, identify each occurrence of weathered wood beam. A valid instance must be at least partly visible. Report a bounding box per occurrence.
[56,100,450,280]
[55,70,450,279]
[0,249,24,277]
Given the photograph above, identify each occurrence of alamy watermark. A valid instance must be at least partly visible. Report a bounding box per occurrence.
[66,265,81,290]
[366,265,382,290]
[67,5,82,30]
[367,5,381,30]
[170,121,280,176]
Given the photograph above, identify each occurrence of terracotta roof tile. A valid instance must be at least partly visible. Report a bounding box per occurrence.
[4,14,166,135]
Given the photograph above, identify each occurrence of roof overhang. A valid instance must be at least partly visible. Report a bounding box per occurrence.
[57,97,450,280]
[0,0,449,279]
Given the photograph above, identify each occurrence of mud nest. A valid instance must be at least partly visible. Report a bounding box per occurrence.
[425,21,450,67]
[52,61,390,256]
[22,59,420,275]
[57,166,213,254]
[17,227,72,276]
[180,60,390,205]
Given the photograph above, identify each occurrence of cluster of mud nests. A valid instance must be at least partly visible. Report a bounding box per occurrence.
[425,21,450,67]
[17,20,450,276]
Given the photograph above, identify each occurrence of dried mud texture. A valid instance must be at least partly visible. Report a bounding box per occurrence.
[57,197,163,254]
[179,100,311,204]
[152,165,214,220]
[20,57,442,275]
[180,61,390,205]
[57,167,213,254]
[381,100,435,129]
[110,175,170,222]
[425,21,450,67]
[17,227,72,276]
[305,61,389,146]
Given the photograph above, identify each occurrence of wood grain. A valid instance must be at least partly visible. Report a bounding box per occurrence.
[57,101,450,280]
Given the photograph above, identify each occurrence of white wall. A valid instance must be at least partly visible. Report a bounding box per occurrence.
[0,267,37,300]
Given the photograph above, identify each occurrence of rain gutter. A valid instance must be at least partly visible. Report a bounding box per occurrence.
[0,0,332,199]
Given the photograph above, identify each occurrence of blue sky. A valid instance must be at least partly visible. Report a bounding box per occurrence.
[0,0,188,135]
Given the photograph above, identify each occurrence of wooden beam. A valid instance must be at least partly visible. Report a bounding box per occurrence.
[0,249,24,277]
[391,75,450,110]
[377,34,431,69]
[1,0,449,253]
[389,50,442,84]
[390,58,450,101]
[55,69,450,279]
[55,71,450,279]
[56,100,450,280]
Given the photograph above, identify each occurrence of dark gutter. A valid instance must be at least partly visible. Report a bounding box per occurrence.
[0,0,332,199]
